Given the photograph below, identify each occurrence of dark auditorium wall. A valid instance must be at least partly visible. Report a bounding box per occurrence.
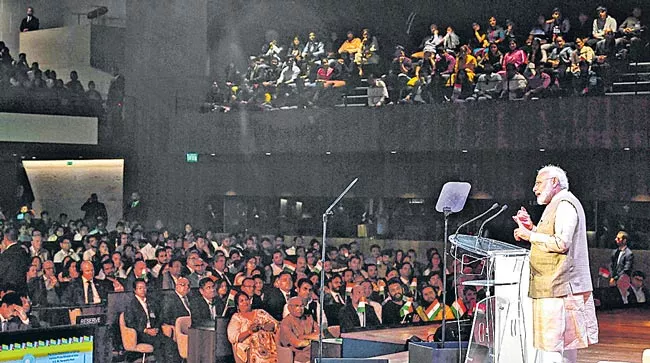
[0,158,20,217]
[90,25,126,73]
[129,148,650,227]
[207,0,641,78]
[124,96,650,230]
[171,97,650,155]
[123,0,209,198]
[124,0,208,99]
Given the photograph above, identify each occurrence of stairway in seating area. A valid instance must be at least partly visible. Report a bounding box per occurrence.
[337,79,369,107]
[606,61,650,96]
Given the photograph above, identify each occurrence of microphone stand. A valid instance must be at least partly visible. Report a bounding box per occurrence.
[443,202,497,345]
[476,205,508,248]
[453,203,499,237]
[441,206,452,344]
[472,204,507,363]
[318,178,358,363]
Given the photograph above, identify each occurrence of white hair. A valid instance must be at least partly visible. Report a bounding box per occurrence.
[538,165,569,190]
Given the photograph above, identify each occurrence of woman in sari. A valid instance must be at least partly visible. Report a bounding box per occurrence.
[227,292,278,363]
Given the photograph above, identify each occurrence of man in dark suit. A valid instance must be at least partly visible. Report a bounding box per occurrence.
[124,279,172,363]
[160,277,191,337]
[189,277,223,327]
[80,193,108,225]
[161,259,183,290]
[62,261,113,306]
[609,231,634,286]
[263,271,294,321]
[211,254,233,286]
[323,274,345,326]
[339,285,380,332]
[20,7,39,32]
[187,257,209,288]
[124,192,145,223]
[240,277,263,309]
[124,260,155,292]
[0,228,31,288]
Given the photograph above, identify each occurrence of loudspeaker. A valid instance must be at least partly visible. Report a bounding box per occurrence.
[87,7,108,19]
[409,341,469,363]
[432,320,472,342]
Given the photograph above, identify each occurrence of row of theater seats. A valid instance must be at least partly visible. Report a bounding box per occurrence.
[117,313,190,362]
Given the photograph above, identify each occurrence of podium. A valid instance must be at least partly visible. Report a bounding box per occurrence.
[449,234,536,363]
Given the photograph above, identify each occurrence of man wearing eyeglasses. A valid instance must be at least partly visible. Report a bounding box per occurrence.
[513,165,598,363]
[189,277,222,326]
[160,277,191,339]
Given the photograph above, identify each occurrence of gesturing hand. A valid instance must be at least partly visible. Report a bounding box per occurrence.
[513,207,533,230]
[513,218,532,242]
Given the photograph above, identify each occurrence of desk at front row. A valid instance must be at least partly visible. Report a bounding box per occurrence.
[188,317,234,363]
[188,320,441,362]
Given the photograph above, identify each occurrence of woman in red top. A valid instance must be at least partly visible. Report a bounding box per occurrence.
[501,39,528,73]
[317,60,345,88]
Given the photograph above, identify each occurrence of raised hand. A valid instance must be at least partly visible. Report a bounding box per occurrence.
[513,207,533,230]
[513,217,532,242]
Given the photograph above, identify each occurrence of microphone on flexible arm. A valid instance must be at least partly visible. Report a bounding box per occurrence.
[476,204,509,247]
[453,203,499,237]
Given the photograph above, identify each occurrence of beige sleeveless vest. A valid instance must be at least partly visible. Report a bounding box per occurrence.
[529,189,593,298]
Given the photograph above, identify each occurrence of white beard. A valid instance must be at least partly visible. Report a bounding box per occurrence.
[537,183,553,205]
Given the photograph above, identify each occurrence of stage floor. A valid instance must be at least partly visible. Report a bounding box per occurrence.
[578,307,650,363]
[361,308,650,363]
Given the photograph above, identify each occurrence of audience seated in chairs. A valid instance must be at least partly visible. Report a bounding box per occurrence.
[1,195,649,363]
[0,39,106,117]
[198,4,650,112]
[627,271,648,305]
[62,261,113,305]
[597,271,648,309]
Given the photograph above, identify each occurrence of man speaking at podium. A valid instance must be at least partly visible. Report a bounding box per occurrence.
[513,165,598,363]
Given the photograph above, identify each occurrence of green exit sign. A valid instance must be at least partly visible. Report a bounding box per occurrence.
[186,152,198,163]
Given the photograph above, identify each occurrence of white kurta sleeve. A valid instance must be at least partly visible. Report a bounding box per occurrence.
[529,200,577,254]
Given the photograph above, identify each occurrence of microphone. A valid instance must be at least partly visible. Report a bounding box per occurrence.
[476,204,508,240]
[453,203,499,237]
